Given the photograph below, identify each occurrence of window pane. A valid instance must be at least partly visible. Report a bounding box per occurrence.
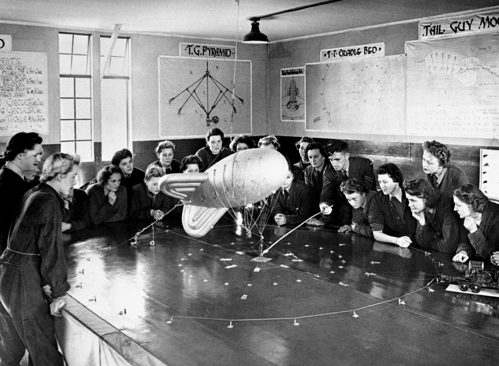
[100,37,110,56]
[73,35,89,55]
[113,38,127,57]
[76,99,91,119]
[59,55,72,74]
[76,141,93,161]
[59,33,73,54]
[101,79,128,160]
[72,55,89,75]
[61,141,76,156]
[59,77,74,97]
[109,57,125,75]
[75,78,91,97]
[61,120,75,140]
[60,99,74,119]
[76,120,92,140]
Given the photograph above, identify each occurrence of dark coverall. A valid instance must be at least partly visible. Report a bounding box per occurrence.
[0,183,70,366]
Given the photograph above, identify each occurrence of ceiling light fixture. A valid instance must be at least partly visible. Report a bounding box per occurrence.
[242,0,342,44]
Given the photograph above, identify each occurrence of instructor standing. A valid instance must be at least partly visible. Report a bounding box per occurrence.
[0,153,77,366]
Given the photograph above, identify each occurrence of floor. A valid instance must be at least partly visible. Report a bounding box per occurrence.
[59,218,499,365]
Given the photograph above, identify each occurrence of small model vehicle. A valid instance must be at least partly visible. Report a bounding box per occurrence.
[457,261,499,293]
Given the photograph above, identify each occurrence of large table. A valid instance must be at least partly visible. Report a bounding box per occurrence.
[57,219,499,366]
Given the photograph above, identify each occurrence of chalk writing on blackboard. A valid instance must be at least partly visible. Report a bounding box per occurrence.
[0,52,48,136]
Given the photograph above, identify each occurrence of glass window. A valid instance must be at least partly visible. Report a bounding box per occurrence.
[58,33,73,54]
[60,99,75,119]
[59,55,72,75]
[76,141,93,162]
[73,35,89,55]
[59,33,93,161]
[75,78,91,97]
[100,36,131,161]
[60,141,76,156]
[76,99,91,119]
[100,36,129,77]
[76,120,92,140]
[59,78,74,98]
[72,55,89,75]
[60,120,75,141]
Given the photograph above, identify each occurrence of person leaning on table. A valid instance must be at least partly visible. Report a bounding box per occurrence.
[0,153,77,366]
[452,183,499,265]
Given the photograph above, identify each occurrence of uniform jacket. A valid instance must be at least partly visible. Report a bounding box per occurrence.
[129,182,179,221]
[86,183,127,225]
[0,166,30,252]
[271,181,316,226]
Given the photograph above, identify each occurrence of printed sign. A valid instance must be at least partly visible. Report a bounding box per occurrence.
[0,52,49,135]
[280,67,305,122]
[179,42,236,59]
[419,10,499,40]
[320,42,384,62]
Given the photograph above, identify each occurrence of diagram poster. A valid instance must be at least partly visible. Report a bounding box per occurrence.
[305,55,405,135]
[406,33,499,140]
[280,67,305,122]
[158,56,252,138]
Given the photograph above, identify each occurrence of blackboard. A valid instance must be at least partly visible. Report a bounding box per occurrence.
[0,51,48,136]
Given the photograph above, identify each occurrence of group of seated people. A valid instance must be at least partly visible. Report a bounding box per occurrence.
[276,137,499,267]
[1,129,498,268]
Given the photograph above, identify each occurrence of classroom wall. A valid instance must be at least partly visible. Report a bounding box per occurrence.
[0,24,60,145]
[130,35,268,169]
[0,23,268,182]
[267,21,490,186]
[0,17,494,187]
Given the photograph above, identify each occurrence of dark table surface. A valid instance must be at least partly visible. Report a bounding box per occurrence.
[63,218,499,366]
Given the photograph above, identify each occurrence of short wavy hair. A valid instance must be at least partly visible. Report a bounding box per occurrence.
[453,183,489,213]
[206,127,224,142]
[377,163,404,187]
[111,149,133,166]
[155,140,176,155]
[423,140,451,167]
[4,132,43,162]
[229,135,255,152]
[325,139,349,155]
[97,165,122,185]
[144,165,164,181]
[40,153,75,183]
[258,135,280,149]
[403,178,439,207]
[340,178,369,195]
[305,142,327,159]
[180,155,203,172]
[295,136,314,150]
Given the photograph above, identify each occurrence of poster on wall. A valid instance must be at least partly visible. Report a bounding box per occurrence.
[158,56,252,138]
[305,55,405,135]
[406,32,499,140]
[0,51,48,136]
[280,67,305,122]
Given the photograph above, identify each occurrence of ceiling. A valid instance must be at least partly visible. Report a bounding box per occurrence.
[1,0,499,42]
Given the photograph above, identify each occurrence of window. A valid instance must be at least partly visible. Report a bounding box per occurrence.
[100,36,131,161]
[59,33,93,161]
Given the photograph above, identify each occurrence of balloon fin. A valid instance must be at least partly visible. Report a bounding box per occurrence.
[182,205,228,238]
[159,173,208,200]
